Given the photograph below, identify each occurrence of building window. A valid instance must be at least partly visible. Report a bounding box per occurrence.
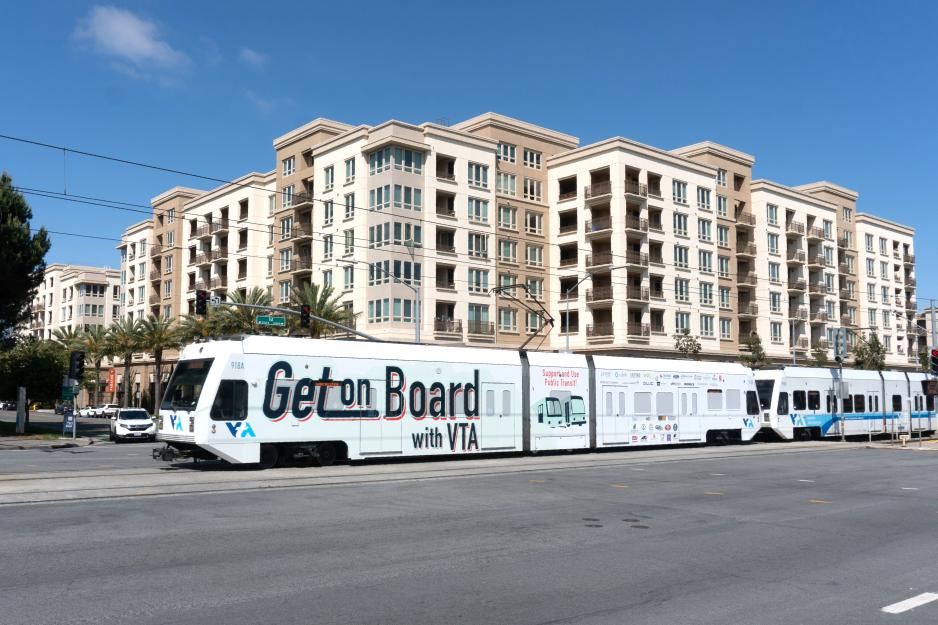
[672,180,688,205]
[883,310,891,329]
[468,198,489,223]
[268,194,275,216]
[498,239,517,263]
[323,167,335,192]
[699,250,713,273]
[393,185,423,211]
[323,235,333,260]
[282,156,295,176]
[323,270,333,289]
[766,203,778,226]
[675,278,690,302]
[719,286,731,309]
[369,186,391,212]
[468,268,489,293]
[279,249,292,272]
[499,205,517,230]
[526,277,543,300]
[770,292,781,313]
[697,187,711,211]
[880,261,888,279]
[865,234,874,252]
[369,147,391,175]
[716,169,727,187]
[700,282,713,305]
[698,219,712,242]
[673,213,688,237]
[498,142,516,163]
[499,308,518,332]
[266,255,273,277]
[324,200,334,225]
[167,208,175,223]
[768,262,780,283]
[523,178,542,202]
[345,193,355,219]
[770,322,782,342]
[343,266,354,290]
[343,229,353,256]
[167,231,174,247]
[279,281,291,303]
[280,217,293,240]
[368,298,390,323]
[866,258,875,277]
[525,244,543,267]
[720,318,731,339]
[468,162,488,188]
[879,237,887,255]
[675,311,690,331]
[468,233,488,258]
[716,195,727,217]
[393,147,423,174]
[718,256,730,278]
[345,158,355,184]
[717,225,729,248]
[496,172,516,196]
[523,149,541,169]
[526,311,542,334]
[282,185,294,208]
[823,220,833,239]
[700,314,714,337]
[843,207,852,222]
[525,211,543,235]
[824,246,834,266]
[674,246,689,269]
[767,233,779,255]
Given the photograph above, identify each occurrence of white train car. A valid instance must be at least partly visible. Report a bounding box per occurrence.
[754,367,936,440]
[154,337,765,467]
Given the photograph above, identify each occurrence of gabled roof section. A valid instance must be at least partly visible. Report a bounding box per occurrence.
[272,118,355,150]
[547,136,717,176]
[183,171,273,210]
[151,186,204,206]
[793,181,859,202]
[453,112,579,149]
[671,141,755,167]
[751,179,838,211]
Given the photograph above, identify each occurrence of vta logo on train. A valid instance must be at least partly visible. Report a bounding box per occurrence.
[225,422,256,438]
[169,414,183,431]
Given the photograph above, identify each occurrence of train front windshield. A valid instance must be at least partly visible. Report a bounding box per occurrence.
[756,380,774,409]
[161,359,215,411]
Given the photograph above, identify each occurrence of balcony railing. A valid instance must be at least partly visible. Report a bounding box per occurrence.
[292,191,314,207]
[436,171,456,182]
[790,307,807,320]
[436,242,456,254]
[149,244,163,257]
[195,253,211,266]
[586,251,614,267]
[906,276,917,287]
[195,226,212,239]
[735,213,757,227]
[292,256,313,272]
[587,322,614,337]
[558,189,577,201]
[148,295,161,306]
[434,318,462,334]
[625,215,648,232]
[558,222,578,235]
[586,216,612,233]
[810,311,829,322]
[624,180,648,197]
[904,253,915,265]
[839,289,856,301]
[838,236,854,249]
[787,250,806,264]
[785,222,805,235]
[210,220,229,234]
[626,286,650,301]
[807,254,825,266]
[210,277,228,290]
[737,243,757,256]
[467,320,494,336]
[584,181,612,199]
[808,283,826,294]
[838,262,854,275]
[627,323,650,337]
[795,338,810,350]
[211,248,229,262]
[738,274,757,287]
[436,205,456,218]
[807,227,825,240]
[738,304,758,316]
[651,323,665,334]
[625,251,648,266]
[586,287,614,302]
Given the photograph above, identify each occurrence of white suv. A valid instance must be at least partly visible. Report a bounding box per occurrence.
[98,404,120,419]
[109,408,156,442]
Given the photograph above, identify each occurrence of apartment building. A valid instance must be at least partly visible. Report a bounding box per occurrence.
[546,137,726,356]
[181,172,276,314]
[854,213,917,367]
[26,263,121,340]
[148,187,204,319]
[117,219,153,320]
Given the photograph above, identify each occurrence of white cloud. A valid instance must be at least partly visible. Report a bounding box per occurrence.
[239,47,266,68]
[73,6,189,72]
[243,89,293,114]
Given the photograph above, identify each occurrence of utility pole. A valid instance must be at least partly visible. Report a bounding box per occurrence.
[930,299,936,353]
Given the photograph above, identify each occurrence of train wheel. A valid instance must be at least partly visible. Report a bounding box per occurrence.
[315,442,337,467]
[258,444,279,470]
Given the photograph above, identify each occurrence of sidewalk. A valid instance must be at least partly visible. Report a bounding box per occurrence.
[0,437,101,451]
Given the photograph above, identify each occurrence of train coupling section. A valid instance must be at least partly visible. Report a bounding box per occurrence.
[152,444,190,462]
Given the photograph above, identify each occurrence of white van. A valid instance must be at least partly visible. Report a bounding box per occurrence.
[110,408,156,442]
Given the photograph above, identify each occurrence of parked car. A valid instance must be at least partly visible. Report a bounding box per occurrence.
[98,404,120,419]
[0,401,16,411]
[109,408,156,442]
[77,406,97,418]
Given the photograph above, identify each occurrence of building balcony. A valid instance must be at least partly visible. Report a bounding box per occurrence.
[210,220,229,235]
[586,322,614,338]
[809,311,829,323]
[794,338,810,351]
[627,323,650,337]
[806,227,825,241]
[149,273,161,284]
[211,248,229,262]
[790,307,807,321]
[584,181,612,201]
[838,262,854,275]
[906,323,920,336]
[906,276,917,287]
[625,215,649,232]
[904,253,915,266]
[195,226,212,240]
[467,320,494,336]
[625,251,648,267]
[195,280,208,292]
[738,304,758,317]
[210,277,228,291]
[195,253,211,267]
[787,279,806,293]
[149,295,161,306]
[736,243,757,257]
[840,315,856,327]
[436,241,456,255]
[586,251,614,268]
[735,214,757,229]
[624,180,648,198]
[293,225,313,241]
[808,283,826,295]
[625,286,649,302]
[434,318,462,336]
[436,205,456,219]
[292,191,314,209]
[815,339,830,350]
[586,287,615,305]
[738,274,757,288]
[149,244,163,257]
[786,250,805,265]
[559,256,578,268]
[807,254,825,267]
[839,289,856,301]
[905,299,916,311]
[785,221,805,236]
[292,256,313,275]
[585,216,612,235]
[838,236,854,249]
[558,188,577,202]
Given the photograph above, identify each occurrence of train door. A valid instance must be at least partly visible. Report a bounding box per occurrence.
[601,386,629,445]
[360,380,402,455]
[481,383,515,451]
[679,389,701,442]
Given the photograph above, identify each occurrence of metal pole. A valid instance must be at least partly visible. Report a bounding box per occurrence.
[220,301,382,342]
[839,361,845,442]
[791,319,797,365]
[407,242,420,345]
[931,299,936,352]
[565,289,572,353]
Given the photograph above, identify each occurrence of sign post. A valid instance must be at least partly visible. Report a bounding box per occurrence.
[15,387,26,434]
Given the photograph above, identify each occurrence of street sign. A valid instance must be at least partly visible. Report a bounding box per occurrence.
[210,296,222,308]
[256,315,287,327]
[61,387,74,401]
[62,410,75,436]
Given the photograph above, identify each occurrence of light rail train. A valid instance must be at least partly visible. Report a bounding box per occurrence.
[152,337,935,468]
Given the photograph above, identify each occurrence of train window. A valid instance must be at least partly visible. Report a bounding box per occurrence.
[210,380,248,421]
[537,404,544,423]
[777,392,789,415]
[807,391,820,411]
[745,391,759,415]
[605,393,613,416]
[681,393,688,415]
[872,396,879,412]
[692,393,698,415]
[502,390,511,417]
[793,391,806,411]
[892,395,902,412]
[707,389,723,410]
[634,392,652,415]
[618,393,626,417]
[826,395,832,413]
[485,390,495,416]
[657,392,674,414]
[843,395,853,413]
[726,389,741,411]
[853,395,865,413]
[927,394,935,412]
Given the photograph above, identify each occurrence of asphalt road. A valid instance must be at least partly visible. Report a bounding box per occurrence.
[1,443,937,625]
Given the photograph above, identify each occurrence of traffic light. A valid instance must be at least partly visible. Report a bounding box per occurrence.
[930,348,938,375]
[834,328,848,363]
[69,351,85,380]
[195,289,208,315]
[300,305,311,328]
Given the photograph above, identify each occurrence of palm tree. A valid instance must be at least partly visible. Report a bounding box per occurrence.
[175,312,224,343]
[106,317,142,408]
[52,326,84,350]
[139,315,181,412]
[79,326,109,406]
[217,287,274,335]
[289,283,354,338]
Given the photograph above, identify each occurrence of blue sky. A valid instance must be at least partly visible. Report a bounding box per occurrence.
[2,1,936,302]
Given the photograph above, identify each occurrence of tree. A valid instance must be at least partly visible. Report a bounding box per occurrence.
[852,333,886,371]
[811,344,829,367]
[106,318,142,407]
[175,311,225,343]
[139,315,180,412]
[673,328,702,359]
[739,332,770,369]
[216,287,273,336]
[0,173,51,336]
[0,339,68,422]
[289,283,355,338]
[52,326,84,350]
[920,349,929,373]
[79,326,109,406]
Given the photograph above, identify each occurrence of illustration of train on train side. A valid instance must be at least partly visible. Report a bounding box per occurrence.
[152,336,936,468]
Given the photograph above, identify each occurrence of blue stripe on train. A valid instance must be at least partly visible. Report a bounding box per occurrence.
[787,412,935,435]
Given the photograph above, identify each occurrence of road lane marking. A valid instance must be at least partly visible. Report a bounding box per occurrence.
[809,499,832,504]
[881,592,938,614]
[704,491,723,496]
[529,479,545,484]
[901,487,920,491]
[710,473,726,476]
[610,484,628,489]
[798,479,815,483]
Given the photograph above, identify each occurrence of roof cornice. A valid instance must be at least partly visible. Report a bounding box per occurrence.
[671,141,755,167]
[452,112,579,148]
[272,118,355,150]
[547,136,717,175]
[794,181,859,201]
[751,179,838,211]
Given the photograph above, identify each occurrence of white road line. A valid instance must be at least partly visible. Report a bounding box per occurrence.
[901,487,920,491]
[798,479,815,483]
[881,592,938,614]
[710,473,726,476]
